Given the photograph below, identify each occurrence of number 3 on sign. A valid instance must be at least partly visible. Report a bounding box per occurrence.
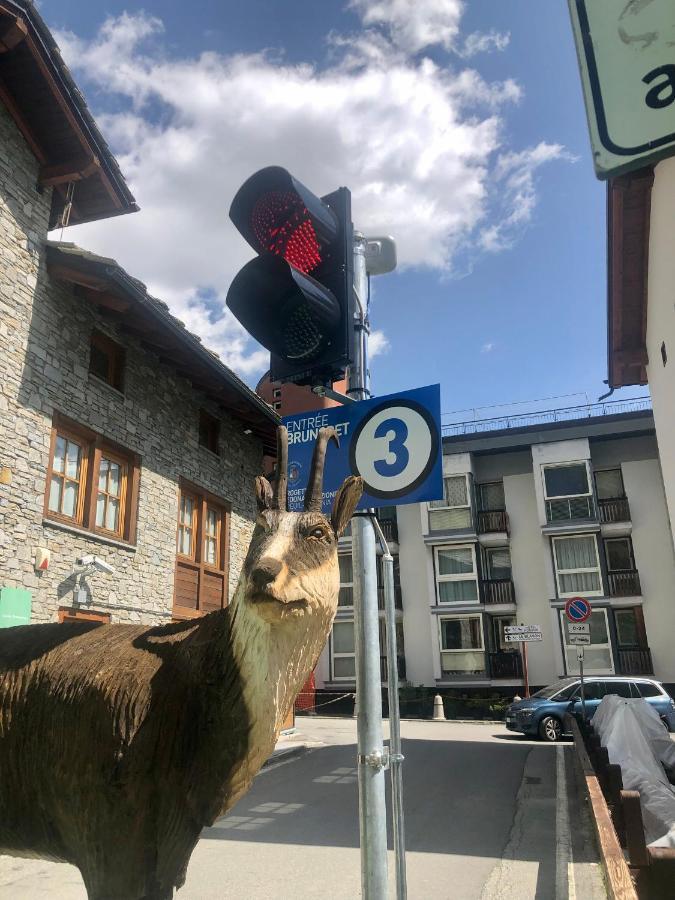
[350,400,439,499]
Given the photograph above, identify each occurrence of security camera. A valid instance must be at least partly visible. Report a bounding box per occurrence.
[76,555,114,575]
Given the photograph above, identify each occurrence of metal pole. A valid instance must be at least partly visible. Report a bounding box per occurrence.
[579,648,586,723]
[522,640,530,699]
[372,517,407,900]
[350,232,389,899]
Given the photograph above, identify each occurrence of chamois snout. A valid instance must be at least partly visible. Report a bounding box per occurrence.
[250,556,282,591]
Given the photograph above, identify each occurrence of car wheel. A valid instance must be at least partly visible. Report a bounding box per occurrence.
[539,716,562,743]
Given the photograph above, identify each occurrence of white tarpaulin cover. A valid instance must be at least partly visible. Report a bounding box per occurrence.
[594,696,675,846]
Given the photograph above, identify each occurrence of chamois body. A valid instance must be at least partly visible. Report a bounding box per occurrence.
[0,428,362,899]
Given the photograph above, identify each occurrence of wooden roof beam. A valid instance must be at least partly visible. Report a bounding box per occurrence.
[0,77,46,164]
[40,156,100,187]
[48,263,110,292]
[0,15,27,53]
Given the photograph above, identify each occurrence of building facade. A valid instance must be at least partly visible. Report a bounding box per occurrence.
[313,399,675,700]
[0,1,277,627]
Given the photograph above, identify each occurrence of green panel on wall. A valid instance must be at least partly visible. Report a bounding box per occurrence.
[0,587,32,627]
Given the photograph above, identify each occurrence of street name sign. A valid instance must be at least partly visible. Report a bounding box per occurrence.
[504,625,543,643]
[283,383,442,513]
[569,0,675,178]
[565,596,592,623]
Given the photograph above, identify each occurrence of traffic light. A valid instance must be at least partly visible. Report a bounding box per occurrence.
[226,166,354,385]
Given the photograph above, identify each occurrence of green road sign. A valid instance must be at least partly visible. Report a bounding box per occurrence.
[569,0,675,178]
[0,587,32,627]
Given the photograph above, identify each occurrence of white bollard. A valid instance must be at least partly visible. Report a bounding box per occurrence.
[432,694,446,721]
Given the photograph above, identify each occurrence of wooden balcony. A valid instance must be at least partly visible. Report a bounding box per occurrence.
[616,647,653,676]
[488,651,523,679]
[483,579,515,605]
[477,509,509,534]
[608,569,642,597]
[598,496,631,523]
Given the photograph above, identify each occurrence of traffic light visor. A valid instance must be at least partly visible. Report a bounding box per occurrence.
[229,166,339,274]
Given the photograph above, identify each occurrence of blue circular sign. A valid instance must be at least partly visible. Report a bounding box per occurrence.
[565,596,592,623]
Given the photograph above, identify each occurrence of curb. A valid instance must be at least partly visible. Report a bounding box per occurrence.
[262,743,309,769]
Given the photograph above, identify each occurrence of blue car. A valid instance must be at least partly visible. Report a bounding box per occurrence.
[505,676,675,742]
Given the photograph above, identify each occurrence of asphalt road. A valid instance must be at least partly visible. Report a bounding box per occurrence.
[0,718,606,899]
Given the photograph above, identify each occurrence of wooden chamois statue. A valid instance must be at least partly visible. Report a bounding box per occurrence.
[0,426,362,900]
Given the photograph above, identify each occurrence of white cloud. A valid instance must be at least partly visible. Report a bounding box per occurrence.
[369,330,391,358]
[481,341,495,354]
[55,9,568,380]
[349,0,464,53]
[461,30,511,58]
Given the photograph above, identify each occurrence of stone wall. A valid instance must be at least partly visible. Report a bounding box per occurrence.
[0,102,262,624]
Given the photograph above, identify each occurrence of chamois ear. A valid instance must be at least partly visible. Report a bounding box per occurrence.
[331,476,363,536]
[255,476,273,511]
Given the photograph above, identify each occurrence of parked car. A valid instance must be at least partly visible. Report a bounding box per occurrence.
[505,676,675,742]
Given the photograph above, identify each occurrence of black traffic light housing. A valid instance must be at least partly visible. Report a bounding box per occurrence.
[227,166,354,385]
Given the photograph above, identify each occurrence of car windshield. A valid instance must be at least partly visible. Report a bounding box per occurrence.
[531,679,577,700]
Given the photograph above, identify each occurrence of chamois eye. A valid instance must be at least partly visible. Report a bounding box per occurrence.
[308,526,328,540]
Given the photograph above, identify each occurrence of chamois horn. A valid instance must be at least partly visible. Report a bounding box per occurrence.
[304,427,340,512]
[273,425,288,511]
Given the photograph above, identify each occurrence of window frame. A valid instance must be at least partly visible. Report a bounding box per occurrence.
[552,534,604,598]
[484,546,512,581]
[594,467,626,501]
[428,473,472,532]
[330,619,356,681]
[438,613,485,675]
[542,461,592,501]
[434,543,479,605]
[559,608,614,675]
[89,329,125,392]
[337,553,354,608]
[604,536,635,573]
[477,480,505,512]
[93,448,129,539]
[173,479,231,620]
[44,414,140,544]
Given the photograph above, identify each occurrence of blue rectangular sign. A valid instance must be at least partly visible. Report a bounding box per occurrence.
[283,383,442,513]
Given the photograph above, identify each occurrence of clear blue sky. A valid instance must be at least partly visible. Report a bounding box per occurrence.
[45,1,648,422]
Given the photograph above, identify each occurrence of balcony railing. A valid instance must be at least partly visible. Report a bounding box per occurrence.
[616,647,653,676]
[380,655,407,682]
[608,569,642,597]
[488,651,523,679]
[378,517,399,543]
[598,496,631,523]
[377,586,403,610]
[482,579,515,605]
[545,496,595,523]
[477,509,509,534]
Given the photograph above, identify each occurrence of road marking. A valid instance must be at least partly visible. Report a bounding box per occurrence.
[556,744,576,900]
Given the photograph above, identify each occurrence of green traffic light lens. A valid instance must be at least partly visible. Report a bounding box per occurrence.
[282,304,325,361]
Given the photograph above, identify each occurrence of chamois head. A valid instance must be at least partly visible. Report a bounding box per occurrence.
[244,426,362,625]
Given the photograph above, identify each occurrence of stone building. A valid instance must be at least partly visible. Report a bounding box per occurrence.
[0,1,277,626]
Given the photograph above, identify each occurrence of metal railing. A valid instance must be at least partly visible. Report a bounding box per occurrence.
[477,509,509,534]
[608,569,642,597]
[482,579,515,604]
[443,397,651,437]
[598,496,631,523]
[378,518,398,543]
[616,647,653,676]
[488,651,523,679]
[377,586,403,610]
[545,495,595,523]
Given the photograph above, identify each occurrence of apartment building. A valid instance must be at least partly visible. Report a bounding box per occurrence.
[314,397,675,700]
[0,1,277,626]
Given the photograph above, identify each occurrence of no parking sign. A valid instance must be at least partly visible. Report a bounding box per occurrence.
[283,384,442,513]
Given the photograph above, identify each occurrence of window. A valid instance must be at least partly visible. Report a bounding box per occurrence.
[615,607,647,648]
[560,609,613,675]
[429,475,471,531]
[543,463,594,522]
[89,330,125,392]
[484,547,511,581]
[273,388,282,399]
[439,615,485,675]
[338,554,354,607]
[331,620,355,680]
[174,481,230,619]
[605,537,634,572]
[636,681,661,698]
[198,410,220,455]
[595,468,625,500]
[552,535,603,597]
[273,401,282,412]
[491,615,516,651]
[478,481,505,511]
[604,681,633,699]
[45,414,139,543]
[434,545,478,603]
